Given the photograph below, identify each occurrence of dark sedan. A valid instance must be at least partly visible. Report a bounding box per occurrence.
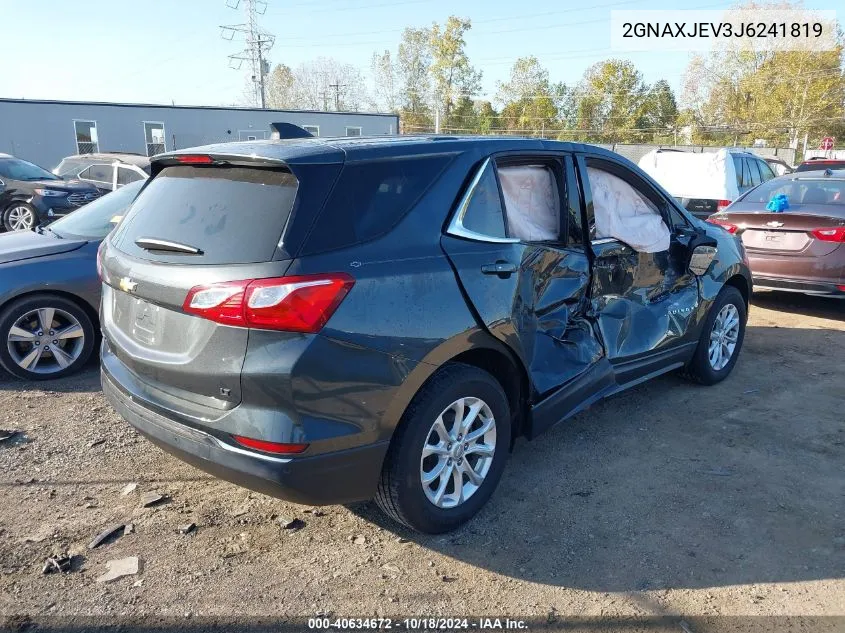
[0,180,143,380]
[0,153,101,231]
[707,169,845,297]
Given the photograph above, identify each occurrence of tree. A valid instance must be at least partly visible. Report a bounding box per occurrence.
[429,17,482,122]
[370,50,399,113]
[645,79,678,130]
[496,56,558,136]
[264,57,370,112]
[475,101,500,135]
[681,0,845,147]
[397,26,433,132]
[574,59,651,143]
[265,64,297,109]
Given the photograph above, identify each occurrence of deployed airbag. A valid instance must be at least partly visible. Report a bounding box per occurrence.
[587,167,670,253]
[498,165,560,242]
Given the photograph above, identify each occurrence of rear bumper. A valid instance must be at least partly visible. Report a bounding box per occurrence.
[752,275,845,297]
[102,368,389,505]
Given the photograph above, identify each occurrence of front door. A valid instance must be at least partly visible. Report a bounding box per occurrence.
[576,154,701,383]
[441,153,611,437]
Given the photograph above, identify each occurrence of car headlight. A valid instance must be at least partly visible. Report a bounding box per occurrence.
[33,189,68,197]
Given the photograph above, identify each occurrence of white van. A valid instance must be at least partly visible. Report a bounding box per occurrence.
[638,148,776,219]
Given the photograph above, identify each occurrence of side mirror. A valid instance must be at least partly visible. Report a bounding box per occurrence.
[689,245,717,276]
[685,227,719,276]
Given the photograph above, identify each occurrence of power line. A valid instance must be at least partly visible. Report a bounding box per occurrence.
[221,0,276,109]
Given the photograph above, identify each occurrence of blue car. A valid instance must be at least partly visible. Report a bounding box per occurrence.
[0,179,143,380]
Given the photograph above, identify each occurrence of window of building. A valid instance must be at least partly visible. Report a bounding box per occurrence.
[74,120,99,155]
[345,126,363,137]
[303,125,320,136]
[144,122,166,156]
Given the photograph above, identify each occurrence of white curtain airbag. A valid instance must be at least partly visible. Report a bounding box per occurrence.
[587,167,670,253]
[498,166,559,242]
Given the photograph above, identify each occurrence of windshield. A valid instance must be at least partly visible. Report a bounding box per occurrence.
[54,158,91,178]
[50,180,144,240]
[739,177,845,207]
[0,157,59,181]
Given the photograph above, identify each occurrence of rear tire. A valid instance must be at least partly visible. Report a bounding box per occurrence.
[375,363,511,533]
[0,294,96,381]
[681,286,746,385]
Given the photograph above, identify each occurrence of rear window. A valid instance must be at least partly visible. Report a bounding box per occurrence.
[796,160,845,172]
[300,154,453,254]
[739,178,845,208]
[111,165,298,264]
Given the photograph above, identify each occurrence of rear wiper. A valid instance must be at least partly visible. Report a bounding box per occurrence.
[134,237,204,255]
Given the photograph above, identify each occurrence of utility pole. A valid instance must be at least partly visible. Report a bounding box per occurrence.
[221,0,275,109]
[328,82,346,111]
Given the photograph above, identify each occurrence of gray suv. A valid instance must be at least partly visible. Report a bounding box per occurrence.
[100,137,752,533]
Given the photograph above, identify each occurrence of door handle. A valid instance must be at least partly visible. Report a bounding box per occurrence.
[481,261,518,275]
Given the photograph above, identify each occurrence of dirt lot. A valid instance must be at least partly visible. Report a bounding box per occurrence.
[0,291,842,631]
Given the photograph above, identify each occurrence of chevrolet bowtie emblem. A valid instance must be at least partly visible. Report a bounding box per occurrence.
[119,277,138,293]
[766,221,785,228]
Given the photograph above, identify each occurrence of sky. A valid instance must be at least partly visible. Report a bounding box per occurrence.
[1,0,841,110]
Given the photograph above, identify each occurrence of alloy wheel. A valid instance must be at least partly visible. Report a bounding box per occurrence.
[6,308,85,375]
[420,396,497,509]
[7,206,35,231]
[708,303,740,371]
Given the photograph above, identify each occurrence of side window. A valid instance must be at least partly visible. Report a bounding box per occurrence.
[301,154,454,254]
[746,158,762,186]
[461,162,507,239]
[496,164,560,242]
[79,164,113,185]
[758,159,775,182]
[732,155,745,188]
[585,161,670,253]
[117,167,145,186]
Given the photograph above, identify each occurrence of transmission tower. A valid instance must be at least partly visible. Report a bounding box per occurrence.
[221,0,275,109]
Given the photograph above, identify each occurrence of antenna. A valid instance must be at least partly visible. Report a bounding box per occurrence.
[220,0,275,109]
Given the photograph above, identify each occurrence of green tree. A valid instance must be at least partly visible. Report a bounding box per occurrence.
[496,56,558,136]
[397,26,433,132]
[681,1,845,148]
[429,17,482,122]
[574,59,651,143]
[475,101,500,135]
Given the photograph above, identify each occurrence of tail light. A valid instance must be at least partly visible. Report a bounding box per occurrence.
[174,154,214,164]
[811,227,845,243]
[231,435,308,455]
[716,199,732,213]
[706,217,739,234]
[182,273,354,333]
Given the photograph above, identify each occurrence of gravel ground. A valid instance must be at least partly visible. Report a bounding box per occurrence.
[0,291,842,632]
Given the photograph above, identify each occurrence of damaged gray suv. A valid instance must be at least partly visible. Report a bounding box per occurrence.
[99,137,752,533]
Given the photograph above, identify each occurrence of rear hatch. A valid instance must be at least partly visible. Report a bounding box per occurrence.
[100,154,329,412]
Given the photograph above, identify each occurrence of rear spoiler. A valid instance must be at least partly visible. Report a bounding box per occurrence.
[270,123,314,139]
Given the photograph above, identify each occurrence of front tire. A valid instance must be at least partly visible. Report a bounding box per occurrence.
[3,203,39,232]
[375,363,511,533]
[0,295,96,380]
[682,286,747,385]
